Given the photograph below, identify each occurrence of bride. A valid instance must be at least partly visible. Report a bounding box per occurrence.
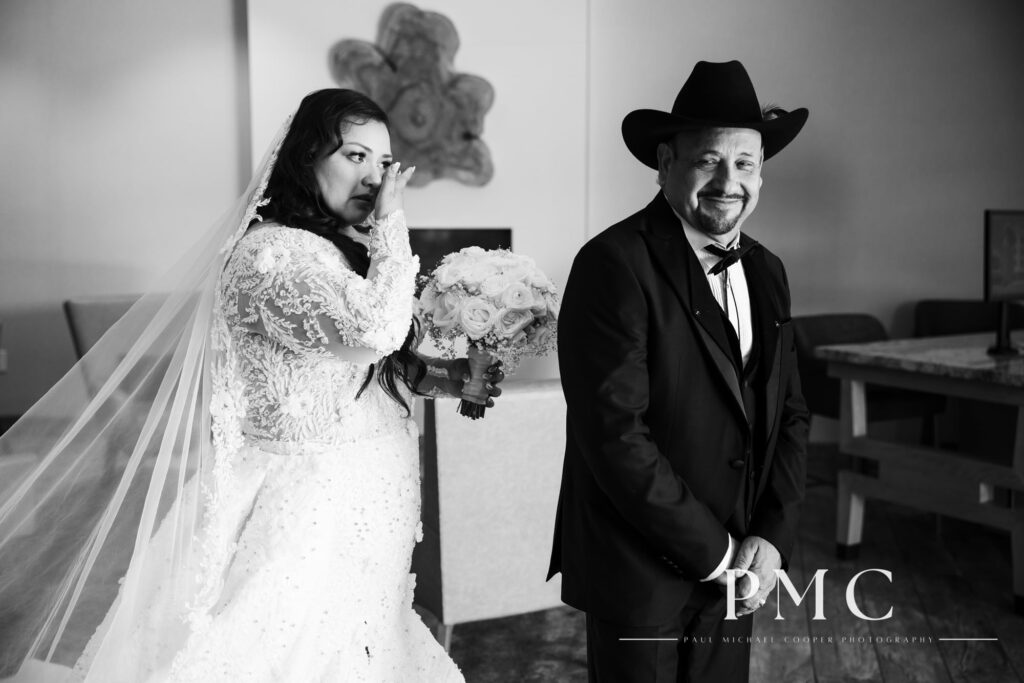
[0,89,501,682]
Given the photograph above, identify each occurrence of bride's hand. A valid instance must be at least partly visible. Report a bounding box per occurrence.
[374,161,415,220]
[442,359,504,405]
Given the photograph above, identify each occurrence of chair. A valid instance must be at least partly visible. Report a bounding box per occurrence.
[913,299,1024,338]
[913,299,1024,461]
[63,295,140,475]
[63,295,139,358]
[793,314,945,441]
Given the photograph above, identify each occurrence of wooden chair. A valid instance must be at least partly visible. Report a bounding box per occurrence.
[794,313,945,431]
[913,299,1024,338]
[63,295,140,475]
[63,295,139,358]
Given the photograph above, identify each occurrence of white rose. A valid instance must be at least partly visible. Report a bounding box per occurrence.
[493,308,534,338]
[543,292,560,320]
[528,268,554,291]
[508,271,533,287]
[502,252,533,268]
[419,284,438,312]
[461,261,493,288]
[435,262,468,290]
[480,273,513,299]
[501,282,535,310]
[458,299,499,339]
[527,324,554,348]
[432,291,465,333]
[432,263,452,288]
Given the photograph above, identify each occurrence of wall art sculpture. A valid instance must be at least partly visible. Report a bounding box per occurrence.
[329,3,495,187]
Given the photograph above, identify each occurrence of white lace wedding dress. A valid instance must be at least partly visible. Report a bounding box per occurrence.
[65,212,464,682]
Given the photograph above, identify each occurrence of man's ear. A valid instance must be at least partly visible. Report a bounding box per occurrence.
[656,142,673,187]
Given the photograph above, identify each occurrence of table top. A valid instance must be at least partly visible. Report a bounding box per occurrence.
[815,332,1024,387]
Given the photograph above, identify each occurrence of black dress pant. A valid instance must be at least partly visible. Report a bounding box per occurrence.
[585,582,754,683]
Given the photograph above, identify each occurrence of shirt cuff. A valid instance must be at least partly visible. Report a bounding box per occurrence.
[699,532,735,582]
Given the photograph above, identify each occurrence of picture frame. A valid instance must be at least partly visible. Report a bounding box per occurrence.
[983,209,1024,302]
[409,228,512,281]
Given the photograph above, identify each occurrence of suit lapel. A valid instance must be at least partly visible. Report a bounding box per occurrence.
[639,194,746,423]
[742,241,785,443]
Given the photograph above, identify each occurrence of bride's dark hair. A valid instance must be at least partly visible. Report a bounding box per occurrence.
[258,88,426,414]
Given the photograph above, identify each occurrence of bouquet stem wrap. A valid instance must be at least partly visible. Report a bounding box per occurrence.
[459,345,495,419]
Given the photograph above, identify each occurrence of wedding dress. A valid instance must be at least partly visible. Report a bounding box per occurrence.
[0,118,463,682]
[75,215,462,682]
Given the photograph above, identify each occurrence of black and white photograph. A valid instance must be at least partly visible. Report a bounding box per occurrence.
[1,1,1024,681]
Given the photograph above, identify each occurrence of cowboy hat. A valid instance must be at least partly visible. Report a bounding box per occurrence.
[621,60,808,168]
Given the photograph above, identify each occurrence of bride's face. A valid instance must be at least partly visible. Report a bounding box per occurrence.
[314,119,393,227]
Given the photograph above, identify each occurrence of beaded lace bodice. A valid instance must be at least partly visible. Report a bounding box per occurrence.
[217,212,419,450]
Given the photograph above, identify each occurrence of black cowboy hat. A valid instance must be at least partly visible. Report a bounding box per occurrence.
[621,60,808,169]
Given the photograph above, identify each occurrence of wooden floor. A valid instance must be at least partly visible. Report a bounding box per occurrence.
[451,448,1024,682]
[3,445,1021,681]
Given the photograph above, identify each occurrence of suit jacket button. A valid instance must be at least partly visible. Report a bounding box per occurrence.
[730,458,746,470]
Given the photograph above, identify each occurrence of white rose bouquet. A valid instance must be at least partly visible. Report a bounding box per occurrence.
[418,247,559,418]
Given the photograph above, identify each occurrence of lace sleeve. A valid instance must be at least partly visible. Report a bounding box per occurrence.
[229,213,419,358]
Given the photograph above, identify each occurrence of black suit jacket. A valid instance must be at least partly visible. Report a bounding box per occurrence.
[548,193,809,626]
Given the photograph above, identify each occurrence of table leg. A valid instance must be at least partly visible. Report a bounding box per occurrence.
[434,622,453,652]
[838,378,868,445]
[1014,514,1024,615]
[1013,407,1024,614]
[836,378,867,559]
[836,471,865,559]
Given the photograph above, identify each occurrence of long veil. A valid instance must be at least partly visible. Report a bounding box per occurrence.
[0,118,292,681]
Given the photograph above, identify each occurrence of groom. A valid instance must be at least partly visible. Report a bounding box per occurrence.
[548,60,810,682]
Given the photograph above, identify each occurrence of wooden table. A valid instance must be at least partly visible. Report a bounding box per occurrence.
[817,333,1024,613]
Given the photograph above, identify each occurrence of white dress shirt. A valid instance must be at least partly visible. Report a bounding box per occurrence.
[674,211,754,367]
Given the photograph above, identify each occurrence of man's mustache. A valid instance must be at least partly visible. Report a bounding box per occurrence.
[698,191,746,200]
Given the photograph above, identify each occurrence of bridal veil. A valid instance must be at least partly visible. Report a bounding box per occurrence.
[0,117,292,680]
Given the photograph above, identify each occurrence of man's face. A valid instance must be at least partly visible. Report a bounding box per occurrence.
[658,127,763,239]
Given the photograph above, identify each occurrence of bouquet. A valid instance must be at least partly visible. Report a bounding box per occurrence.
[418,247,559,419]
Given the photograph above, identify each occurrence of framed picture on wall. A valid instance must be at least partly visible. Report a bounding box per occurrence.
[409,228,512,282]
[984,210,1024,302]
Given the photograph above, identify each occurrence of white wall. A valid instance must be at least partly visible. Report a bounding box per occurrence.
[589,0,1024,334]
[0,0,246,414]
[3,0,1023,414]
[248,0,587,382]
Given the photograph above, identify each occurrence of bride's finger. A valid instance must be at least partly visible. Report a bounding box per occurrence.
[374,162,400,213]
[396,165,415,188]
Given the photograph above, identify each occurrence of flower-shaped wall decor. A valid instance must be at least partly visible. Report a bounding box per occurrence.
[329,3,495,187]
